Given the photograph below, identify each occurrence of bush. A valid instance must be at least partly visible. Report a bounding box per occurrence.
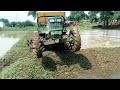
[6,21,35,28]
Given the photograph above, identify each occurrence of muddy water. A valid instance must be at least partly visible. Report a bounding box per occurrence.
[78,30,120,79]
[0,34,20,59]
[80,30,120,49]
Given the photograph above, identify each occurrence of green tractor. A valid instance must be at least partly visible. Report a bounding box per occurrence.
[28,11,81,58]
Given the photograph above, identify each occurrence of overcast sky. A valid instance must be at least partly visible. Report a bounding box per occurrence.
[0,11,89,22]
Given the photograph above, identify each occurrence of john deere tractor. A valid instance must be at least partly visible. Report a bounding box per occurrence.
[28,11,81,58]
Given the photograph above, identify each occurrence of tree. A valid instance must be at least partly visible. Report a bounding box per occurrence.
[24,20,34,26]
[0,18,9,23]
[9,21,35,27]
[88,11,98,23]
[88,11,115,27]
[112,11,120,25]
[67,15,74,21]
[10,22,16,27]
[68,11,88,21]
[0,18,10,26]
[28,11,37,19]
[98,11,114,26]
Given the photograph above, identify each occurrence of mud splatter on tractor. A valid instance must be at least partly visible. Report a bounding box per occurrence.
[28,11,81,58]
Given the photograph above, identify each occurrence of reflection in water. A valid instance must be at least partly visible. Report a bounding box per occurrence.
[0,35,20,58]
[80,30,120,49]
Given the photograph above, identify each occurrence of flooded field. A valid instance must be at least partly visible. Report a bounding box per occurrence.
[80,30,120,49]
[0,34,20,58]
[1,29,120,59]
[0,29,120,79]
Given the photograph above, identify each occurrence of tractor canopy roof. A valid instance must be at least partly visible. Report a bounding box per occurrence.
[37,11,65,23]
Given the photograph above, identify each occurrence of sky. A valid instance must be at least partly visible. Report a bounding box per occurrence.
[0,11,89,22]
[0,11,36,22]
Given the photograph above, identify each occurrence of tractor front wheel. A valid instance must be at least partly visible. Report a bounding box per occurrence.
[64,27,81,52]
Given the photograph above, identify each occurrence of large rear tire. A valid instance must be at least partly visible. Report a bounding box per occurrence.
[64,27,81,52]
[28,31,43,58]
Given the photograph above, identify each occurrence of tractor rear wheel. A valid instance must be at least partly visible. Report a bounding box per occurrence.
[64,27,81,52]
[28,31,43,58]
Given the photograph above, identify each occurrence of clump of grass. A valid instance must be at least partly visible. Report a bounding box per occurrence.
[0,57,55,79]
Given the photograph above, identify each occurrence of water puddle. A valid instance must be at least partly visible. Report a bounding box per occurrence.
[80,30,120,49]
[0,34,20,59]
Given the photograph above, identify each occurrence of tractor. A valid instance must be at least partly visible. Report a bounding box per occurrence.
[28,11,81,58]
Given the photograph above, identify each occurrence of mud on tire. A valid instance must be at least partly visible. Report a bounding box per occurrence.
[28,31,43,58]
[64,27,81,52]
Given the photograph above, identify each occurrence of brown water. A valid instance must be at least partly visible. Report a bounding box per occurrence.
[80,30,120,49]
[0,34,20,58]
[77,30,120,79]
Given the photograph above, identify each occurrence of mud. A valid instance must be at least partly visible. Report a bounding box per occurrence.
[80,30,120,49]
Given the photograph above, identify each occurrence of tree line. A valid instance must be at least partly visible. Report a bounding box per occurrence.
[3,11,118,28]
[67,11,120,27]
[28,11,120,27]
[0,18,35,28]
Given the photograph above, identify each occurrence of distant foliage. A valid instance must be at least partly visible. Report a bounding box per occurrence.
[8,21,35,28]
[0,18,35,28]
[67,11,89,21]
[67,11,120,27]
[88,11,98,23]
[88,11,120,26]
[0,18,9,26]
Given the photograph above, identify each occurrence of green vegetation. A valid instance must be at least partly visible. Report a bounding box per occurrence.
[0,57,55,79]
[28,11,120,27]
[77,22,94,30]
[6,20,35,27]
[0,28,33,63]
[67,11,120,29]
[67,11,89,21]
[0,26,35,31]
[0,27,120,79]
[0,18,35,28]
[28,11,37,19]
[66,22,100,30]
[0,27,35,37]
[0,27,56,79]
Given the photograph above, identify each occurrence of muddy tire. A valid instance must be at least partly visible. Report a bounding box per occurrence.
[28,31,43,58]
[64,27,81,52]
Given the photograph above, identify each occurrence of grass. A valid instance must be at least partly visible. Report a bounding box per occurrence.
[0,28,33,66]
[0,57,55,79]
[66,21,120,31]
[0,27,36,38]
[0,27,120,79]
[77,22,93,30]
[0,31,26,38]
[66,22,101,30]
[0,27,56,79]
[1,26,36,31]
